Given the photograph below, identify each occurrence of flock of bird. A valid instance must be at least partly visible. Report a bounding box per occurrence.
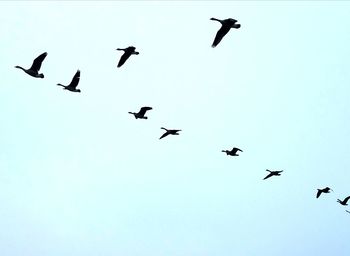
[14,17,349,214]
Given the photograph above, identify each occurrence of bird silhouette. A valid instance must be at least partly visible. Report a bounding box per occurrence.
[346,210,350,214]
[116,46,139,67]
[337,196,350,206]
[129,107,153,119]
[210,18,240,48]
[222,147,242,156]
[15,52,47,78]
[263,169,283,180]
[159,127,181,140]
[57,70,81,93]
[316,187,333,198]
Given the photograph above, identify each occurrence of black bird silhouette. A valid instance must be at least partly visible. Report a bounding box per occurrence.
[316,187,333,198]
[346,210,350,214]
[15,52,47,78]
[116,46,139,67]
[222,147,242,156]
[263,169,283,180]
[129,107,153,119]
[57,70,81,93]
[337,196,350,206]
[210,18,240,48]
[159,127,181,140]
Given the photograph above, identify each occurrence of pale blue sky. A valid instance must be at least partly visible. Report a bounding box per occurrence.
[1,1,350,256]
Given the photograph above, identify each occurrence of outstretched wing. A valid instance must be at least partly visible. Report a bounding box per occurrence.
[117,52,132,68]
[69,70,80,89]
[344,196,350,204]
[139,106,153,116]
[316,190,322,198]
[263,173,274,180]
[212,25,230,48]
[232,147,242,153]
[30,52,47,72]
[159,131,169,140]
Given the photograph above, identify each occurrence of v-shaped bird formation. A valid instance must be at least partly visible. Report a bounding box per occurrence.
[14,16,349,215]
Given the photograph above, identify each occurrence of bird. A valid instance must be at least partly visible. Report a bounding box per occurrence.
[316,187,333,198]
[15,52,47,78]
[337,196,350,206]
[116,46,139,67]
[128,107,153,119]
[346,210,350,214]
[210,18,240,48]
[263,169,283,180]
[159,127,181,140]
[222,147,243,156]
[57,70,81,93]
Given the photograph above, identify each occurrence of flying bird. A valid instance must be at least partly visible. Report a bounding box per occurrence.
[15,52,47,78]
[263,169,283,180]
[346,210,350,214]
[210,18,240,48]
[222,147,242,156]
[316,187,333,198]
[337,196,350,206]
[128,107,153,119]
[57,70,81,93]
[116,46,139,67]
[159,127,181,140]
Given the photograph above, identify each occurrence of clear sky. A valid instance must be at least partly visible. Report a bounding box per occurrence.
[1,1,350,256]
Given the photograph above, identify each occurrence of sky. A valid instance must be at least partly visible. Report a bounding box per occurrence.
[0,1,350,256]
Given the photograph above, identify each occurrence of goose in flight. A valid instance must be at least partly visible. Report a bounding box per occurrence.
[337,196,350,206]
[129,107,153,119]
[57,70,81,93]
[222,147,242,156]
[210,18,240,48]
[15,52,47,78]
[116,46,139,67]
[159,127,181,140]
[316,187,333,198]
[263,170,283,180]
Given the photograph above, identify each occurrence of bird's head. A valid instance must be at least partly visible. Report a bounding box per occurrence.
[39,73,44,78]
[76,89,81,93]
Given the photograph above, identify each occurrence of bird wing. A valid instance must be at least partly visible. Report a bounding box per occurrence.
[159,132,169,139]
[139,107,152,116]
[344,196,350,204]
[316,190,322,198]
[212,25,231,48]
[117,52,132,67]
[69,70,80,89]
[263,173,274,180]
[30,52,47,72]
[232,147,242,153]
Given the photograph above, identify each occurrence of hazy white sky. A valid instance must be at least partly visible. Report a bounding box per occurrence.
[1,1,350,256]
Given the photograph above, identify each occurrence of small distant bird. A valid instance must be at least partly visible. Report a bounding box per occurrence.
[128,107,153,119]
[15,52,47,78]
[346,210,350,214]
[337,196,350,206]
[57,70,81,93]
[159,127,181,140]
[263,169,283,180]
[210,17,240,48]
[316,187,333,198]
[222,147,242,156]
[116,46,139,67]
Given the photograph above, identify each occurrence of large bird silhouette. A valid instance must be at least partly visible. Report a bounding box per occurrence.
[316,187,333,198]
[159,127,181,140]
[337,196,350,206]
[116,46,139,67]
[222,147,242,156]
[129,107,152,119]
[57,70,81,93]
[15,52,47,78]
[210,18,240,48]
[263,170,283,180]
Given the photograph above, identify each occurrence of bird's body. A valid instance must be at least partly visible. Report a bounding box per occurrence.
[15,52,47,78]
[222,147,242,156]
[263,169,283,180]
[316,187,333,198]
[159,127,181,139]
[129,107,153,119]
[57,70,81,93]
[337,196,350,206]
[210,18,240,48]
[116,46,139,67]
